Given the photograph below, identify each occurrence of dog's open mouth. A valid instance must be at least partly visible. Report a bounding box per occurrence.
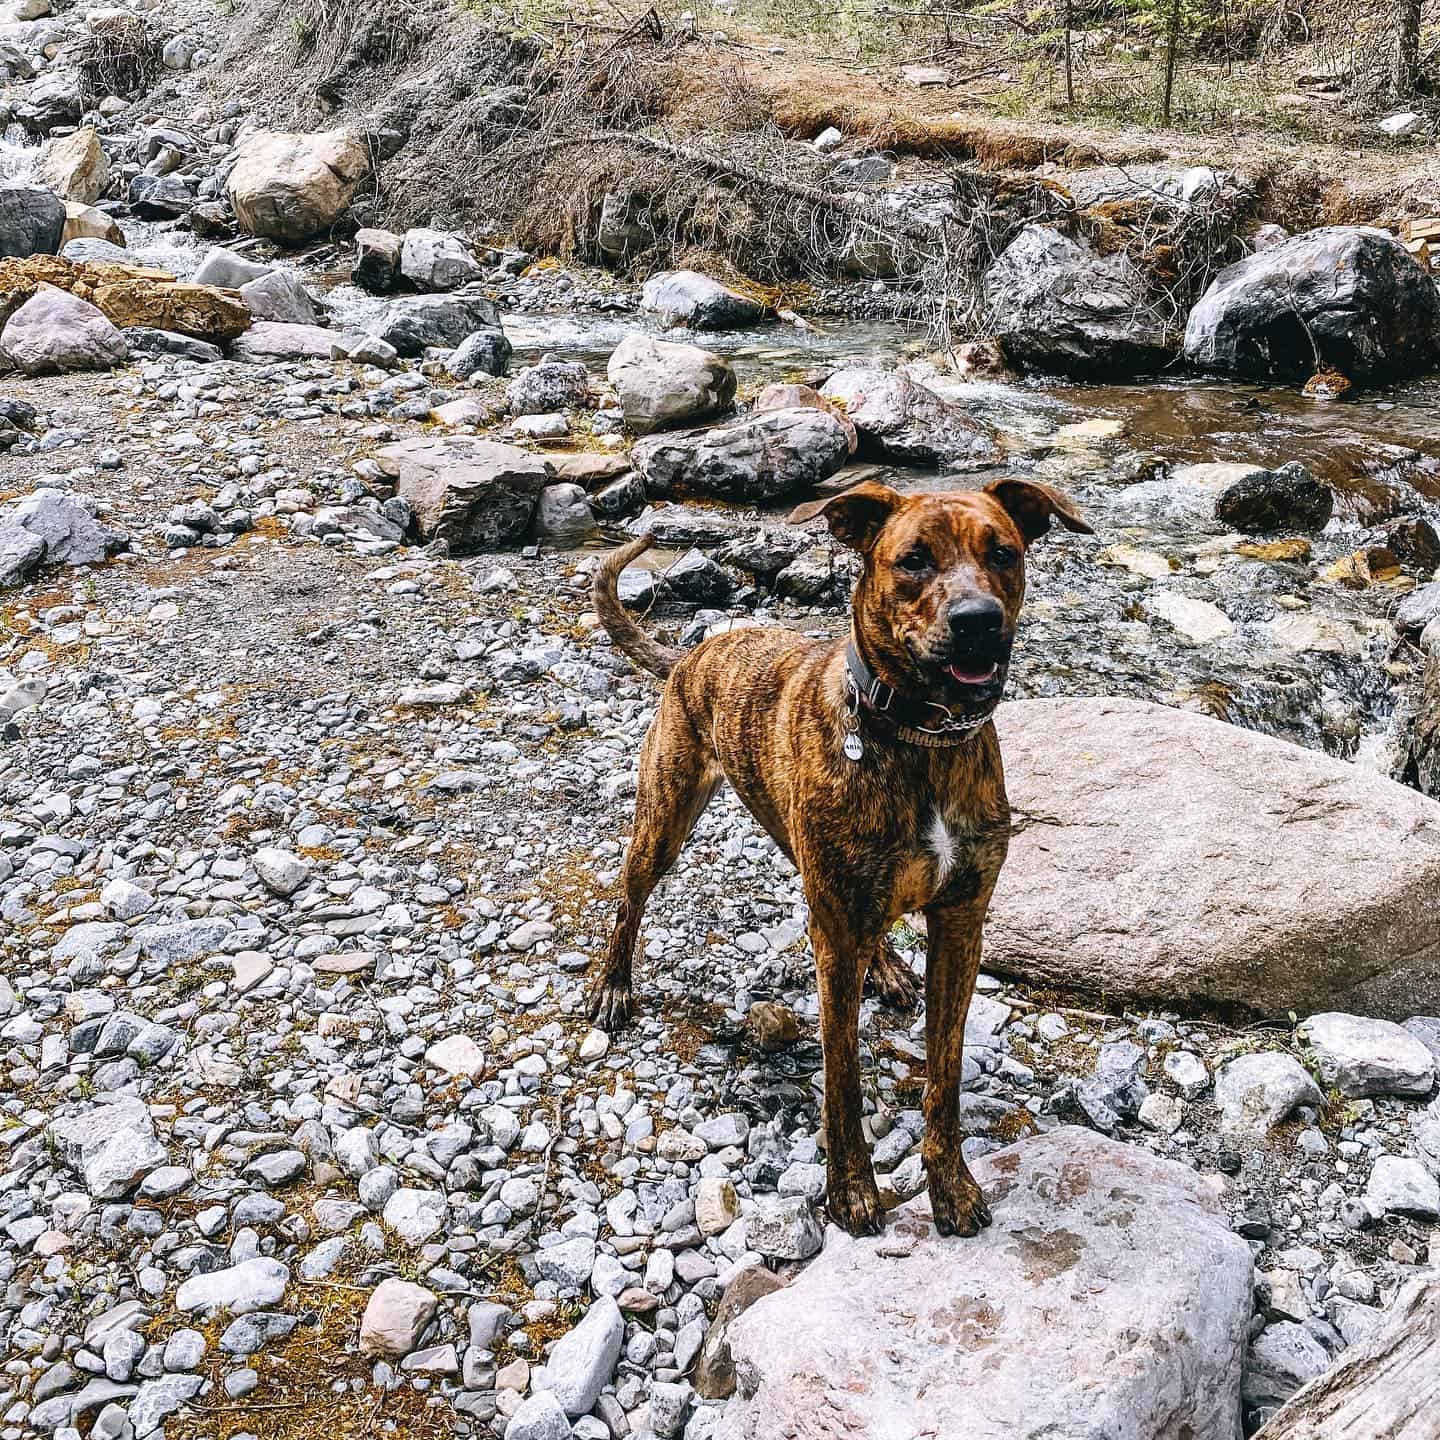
[944,660,998,687]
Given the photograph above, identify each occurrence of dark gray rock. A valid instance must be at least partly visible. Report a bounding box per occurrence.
[640,270,767,330]
[353,227,402,292]
[0,185,65,258]
[122,328,224,363]
[984,224,1175,378]
[371,293,505,357]
[446,328,512,380]
[1214,462,1334,533]
[1184,226,1440,384]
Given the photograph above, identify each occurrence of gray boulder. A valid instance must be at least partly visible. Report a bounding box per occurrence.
[716,1127,1252,1440]
[984,224,1174,378]
[375,436,550,550]
[123,328,224,364]
[0,490,126,579]
[1297,1012,1436,1098]
[0,185,65,257]
[1184,226,1440,384]
[0,287,128,374]
[446,327,511,380]
[607,332,736,434]
[371,293,504,357]
[987,698,1440,1018]
[640,270,767,329]
[633,408,851,503]
[238,269,318,326]
[1214,1053,1324,1136]
[819,367,1001,466]
[400,228,482,291]
[0,528,46,588]
[535,483,594,542]
[47,1098,167,1199]
[506,359,591,416]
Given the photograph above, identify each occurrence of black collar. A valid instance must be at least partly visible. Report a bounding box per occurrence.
[844,639,996,747]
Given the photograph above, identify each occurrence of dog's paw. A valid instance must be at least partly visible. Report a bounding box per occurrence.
[586,979,635,1032]
[827,1170,886,1237]
[866,941,919,1011]
[928,1165,992,1238]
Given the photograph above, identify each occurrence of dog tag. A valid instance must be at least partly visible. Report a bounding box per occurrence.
[842,731,864,762]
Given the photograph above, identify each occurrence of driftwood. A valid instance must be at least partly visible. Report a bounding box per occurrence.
[1255,1276,1440,1439]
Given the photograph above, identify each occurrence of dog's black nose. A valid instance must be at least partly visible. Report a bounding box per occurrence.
[947,597,1004,642]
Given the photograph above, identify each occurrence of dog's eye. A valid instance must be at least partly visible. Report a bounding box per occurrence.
[895,546,933,575]
[990,544,1020,569]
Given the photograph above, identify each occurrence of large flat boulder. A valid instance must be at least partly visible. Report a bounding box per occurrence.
[1183,226,1440,384]
[988,698,1440,1018]
[374,437,550,550]
[716,1127,1252,1440]
[984,223,1175,378]
[225,127,369,244]
[229,322,333,362]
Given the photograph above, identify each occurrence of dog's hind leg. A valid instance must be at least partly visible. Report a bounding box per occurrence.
[865,933,919,1010]
[587,709,719,1031]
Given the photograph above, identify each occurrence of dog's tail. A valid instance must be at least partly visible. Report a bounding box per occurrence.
[592,535,682,681]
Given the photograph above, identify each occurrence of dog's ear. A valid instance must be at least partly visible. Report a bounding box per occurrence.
[788,482,903,552]
[984,478,1093,543]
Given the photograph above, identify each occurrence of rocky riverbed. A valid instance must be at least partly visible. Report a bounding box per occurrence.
[4,0,1440,1436]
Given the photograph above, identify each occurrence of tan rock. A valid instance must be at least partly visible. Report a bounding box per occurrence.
[359,1279,437,1360]
[226,127,369,244]
[695,1177,741,1236]
[37,128,109,205]
[0,255,249,342]
[61,202,124,248]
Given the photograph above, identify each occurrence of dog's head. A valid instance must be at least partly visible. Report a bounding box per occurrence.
[788,479,1092,712]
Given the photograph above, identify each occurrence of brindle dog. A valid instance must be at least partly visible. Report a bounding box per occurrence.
[587,478,1091,1237]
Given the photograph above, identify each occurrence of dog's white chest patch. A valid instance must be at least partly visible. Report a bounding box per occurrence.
[927,811,962,882]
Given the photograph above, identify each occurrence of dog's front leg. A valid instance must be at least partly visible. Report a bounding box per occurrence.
[809,901,885,1237]
[922,890,997,1237]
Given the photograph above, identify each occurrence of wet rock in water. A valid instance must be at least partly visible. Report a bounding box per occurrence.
[716,1128,1252,1440]
[1184,226,1440,384]
[1297,1013,1436,1098]
[229,322,334,362]
[1214,462,1333,533]
[61,202,124,249]
[399,228,482,291]
[607,332,736,434]
[371,292,504,357]
[60,237,131,265]
[632,408,852,502]
[238,269,318,326]
[988,698,1440,1017]
[445,327,512,380]
[375,436,550,549]
[193,248,271,289]
[535,483,594,542]
[819,367,1000,466]
[36,127,109,205]
[0,287,127,374]
[353,227,403,292]
[640,269,768,329]
[1396,580,1440,638]
[507,359,592,415]
[0,186,66,258]
[1214,1053,1324,1136]
[752,381,857,453]
[226,127,370,244]
[983,224,1175,378]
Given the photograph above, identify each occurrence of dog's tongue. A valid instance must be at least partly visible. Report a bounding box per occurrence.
[946,661,998,686]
